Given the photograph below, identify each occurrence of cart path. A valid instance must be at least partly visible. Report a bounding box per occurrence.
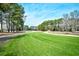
[44,31,79,37]
[0,33,26,41]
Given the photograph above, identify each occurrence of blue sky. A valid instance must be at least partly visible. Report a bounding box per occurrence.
[21,3,79,26]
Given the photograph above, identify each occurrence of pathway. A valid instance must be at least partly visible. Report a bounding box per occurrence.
[44,31,79,37]
[0,32,26,41]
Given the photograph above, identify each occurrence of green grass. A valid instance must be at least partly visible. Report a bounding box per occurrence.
[0,32,79,56]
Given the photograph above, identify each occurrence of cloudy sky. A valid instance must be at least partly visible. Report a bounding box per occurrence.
[21,3,79,26]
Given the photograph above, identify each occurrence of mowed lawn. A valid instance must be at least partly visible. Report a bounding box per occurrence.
[0,32,79,56]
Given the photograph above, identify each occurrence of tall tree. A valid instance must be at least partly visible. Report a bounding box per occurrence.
[0,11,3,32]
[0,3,25,32]
[63,14,69,31]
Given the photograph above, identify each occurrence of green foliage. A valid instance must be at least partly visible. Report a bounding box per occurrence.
[38,18,63,31]
[0,3,25,32]
[38,10,79,32]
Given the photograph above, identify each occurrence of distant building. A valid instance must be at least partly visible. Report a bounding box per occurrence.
[30,26,37,30]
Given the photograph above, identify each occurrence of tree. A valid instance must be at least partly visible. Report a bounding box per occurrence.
[12,4,25,32]
[0,3,25,32]
[73,10,79,31]
[62,10,79,32]
[0,11,3,32]
[69,10,79,32]
[63,14,69,31]
[38,18,63,31]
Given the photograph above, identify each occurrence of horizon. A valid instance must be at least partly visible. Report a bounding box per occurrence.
[21,3,79,26]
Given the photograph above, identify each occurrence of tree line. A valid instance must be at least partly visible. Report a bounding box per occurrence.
[38,10,79,32]
[0,3,25,32]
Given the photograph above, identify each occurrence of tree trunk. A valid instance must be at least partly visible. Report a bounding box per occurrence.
[10,22,13,32]
[1,20,3,32]
[12,23,15,32]
[8,19,11,32]
[6,18,10,32]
